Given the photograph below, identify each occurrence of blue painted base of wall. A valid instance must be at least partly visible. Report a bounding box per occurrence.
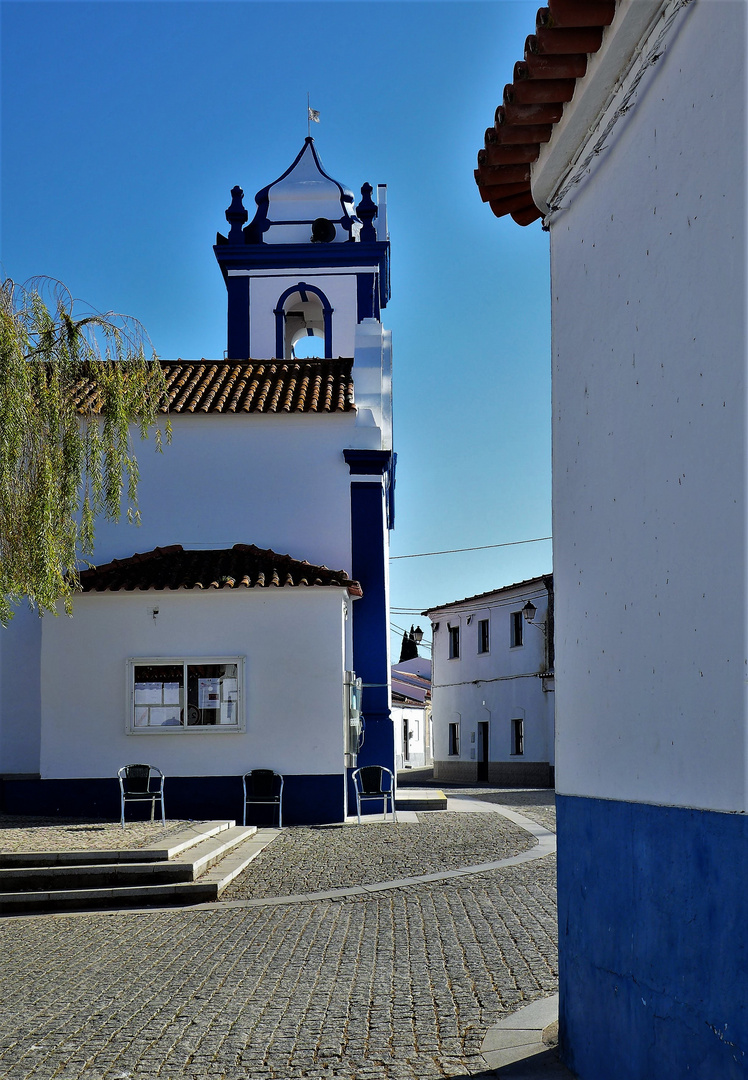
[557,794,748,1080]
[1,774,344,826]
[346,709,395,814]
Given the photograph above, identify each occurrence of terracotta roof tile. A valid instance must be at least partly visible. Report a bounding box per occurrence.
[475,0,617,224]
[74,359,355,415]
[78,543,363,596]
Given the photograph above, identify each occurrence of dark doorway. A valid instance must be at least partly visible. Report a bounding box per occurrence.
[477,721,489,781]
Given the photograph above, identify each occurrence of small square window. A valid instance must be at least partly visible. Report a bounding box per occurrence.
[510,611,523,648]
[448,722,460,756]
[448,625,460,659]
[478,619,490,654]
[511,718,524,756]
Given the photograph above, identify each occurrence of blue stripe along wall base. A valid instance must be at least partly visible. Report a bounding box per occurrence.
[1,774,345,826]
[557,794,748,1080]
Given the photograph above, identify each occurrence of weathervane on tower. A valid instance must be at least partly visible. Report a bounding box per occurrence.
[307,92,320,137]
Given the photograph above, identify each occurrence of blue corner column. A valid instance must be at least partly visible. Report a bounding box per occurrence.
[344,450,395,796]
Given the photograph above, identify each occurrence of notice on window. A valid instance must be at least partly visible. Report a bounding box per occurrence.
[135,682,163,706]
[162,682,181,705]
[198,678,221,710]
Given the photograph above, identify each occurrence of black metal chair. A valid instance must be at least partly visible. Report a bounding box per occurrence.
[352,765,397,824]
[118,764,165,828]
[243,769,284,828]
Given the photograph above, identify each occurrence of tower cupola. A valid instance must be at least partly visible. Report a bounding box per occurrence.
[214,139,390,360]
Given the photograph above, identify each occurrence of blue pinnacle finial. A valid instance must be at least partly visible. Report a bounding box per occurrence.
[226,186,249,243]
[357,183,377,242]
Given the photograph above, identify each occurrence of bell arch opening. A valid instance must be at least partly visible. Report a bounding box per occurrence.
[274,283,333,359]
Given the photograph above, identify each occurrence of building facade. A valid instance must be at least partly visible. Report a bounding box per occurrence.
[425,575,554,786]
[0,139,396,825]
[476,2,747,1076]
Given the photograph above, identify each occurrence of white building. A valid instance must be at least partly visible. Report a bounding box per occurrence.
[476,2,746,1075]
[0,139,396,825]
[424,576,554,786]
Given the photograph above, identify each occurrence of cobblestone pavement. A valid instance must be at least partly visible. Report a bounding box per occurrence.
[0,789,558,1080]
[220,813,536,900]
[449,789,557,834]
[0,816,201,854]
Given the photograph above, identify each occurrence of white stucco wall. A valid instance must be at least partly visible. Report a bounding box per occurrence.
[40,587,352,780]
[246,273,359,359]
[0,606,42,775]
[550,2,747,811]
[429,583,554,765]
[91,412,358,570]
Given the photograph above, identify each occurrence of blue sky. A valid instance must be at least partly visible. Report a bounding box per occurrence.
[1,1,552,658]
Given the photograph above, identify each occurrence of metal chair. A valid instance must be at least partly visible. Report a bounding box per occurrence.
[352,765,397,824]
[243,769,284,828]
[118,764,165,828]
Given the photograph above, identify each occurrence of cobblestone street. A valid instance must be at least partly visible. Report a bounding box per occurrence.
[0,789,557,1080]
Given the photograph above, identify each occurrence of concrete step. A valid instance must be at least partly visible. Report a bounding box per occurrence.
[0,820,235,868]
[0,824,255,893]
[395,788,448,812]
[0,823,277,915]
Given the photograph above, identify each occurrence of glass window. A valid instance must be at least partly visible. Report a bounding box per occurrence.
[129,658,243,733]
[510,611,524,648]
[478,619,490,654]
[448,625,460,659]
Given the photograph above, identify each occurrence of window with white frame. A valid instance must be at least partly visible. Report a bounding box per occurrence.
[510,610,524,648]
[448,722,460,756]
[478,618,490,654]
[128,658,244,733]
[448,624,460,659]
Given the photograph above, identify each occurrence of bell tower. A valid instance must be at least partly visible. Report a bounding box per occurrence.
[214,138,390,362]
[214,139,397,788]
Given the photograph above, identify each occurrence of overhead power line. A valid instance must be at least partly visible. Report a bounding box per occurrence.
[389,536,552,561]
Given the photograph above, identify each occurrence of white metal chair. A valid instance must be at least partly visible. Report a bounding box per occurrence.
[118,764,165,828]
[352,765,397,824]
[243,769,284,828]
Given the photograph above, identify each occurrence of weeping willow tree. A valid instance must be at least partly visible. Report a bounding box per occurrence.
[0,276,169,624]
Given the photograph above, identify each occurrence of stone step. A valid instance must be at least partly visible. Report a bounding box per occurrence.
[0,825,255,892]
[0,820,235,868]
[0,824,277,915]
[394,788,448,812]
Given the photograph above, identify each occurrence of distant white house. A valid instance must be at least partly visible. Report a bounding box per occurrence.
[424,575,553,786]
[0,139,396,825]
[391,656,432,771]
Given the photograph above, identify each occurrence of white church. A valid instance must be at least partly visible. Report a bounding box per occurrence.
[0,139,396,825]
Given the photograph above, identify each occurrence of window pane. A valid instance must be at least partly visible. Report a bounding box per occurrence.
[133,664,184,727]
[186,663,239,726]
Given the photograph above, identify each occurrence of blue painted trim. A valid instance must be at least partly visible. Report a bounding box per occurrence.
[357,273,376,321]
[274,281,333,358]
[344,451,395,530]
[226,274,250,359]
[387,452,396,530]
[2,775,345,825]
[347,479,394,777]
[214,242,389,275]
[344,449,391,476]
[557,794,748,1079]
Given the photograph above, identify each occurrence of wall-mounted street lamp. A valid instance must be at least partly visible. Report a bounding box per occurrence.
[522,600,547,636]
[412,625,424,645]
